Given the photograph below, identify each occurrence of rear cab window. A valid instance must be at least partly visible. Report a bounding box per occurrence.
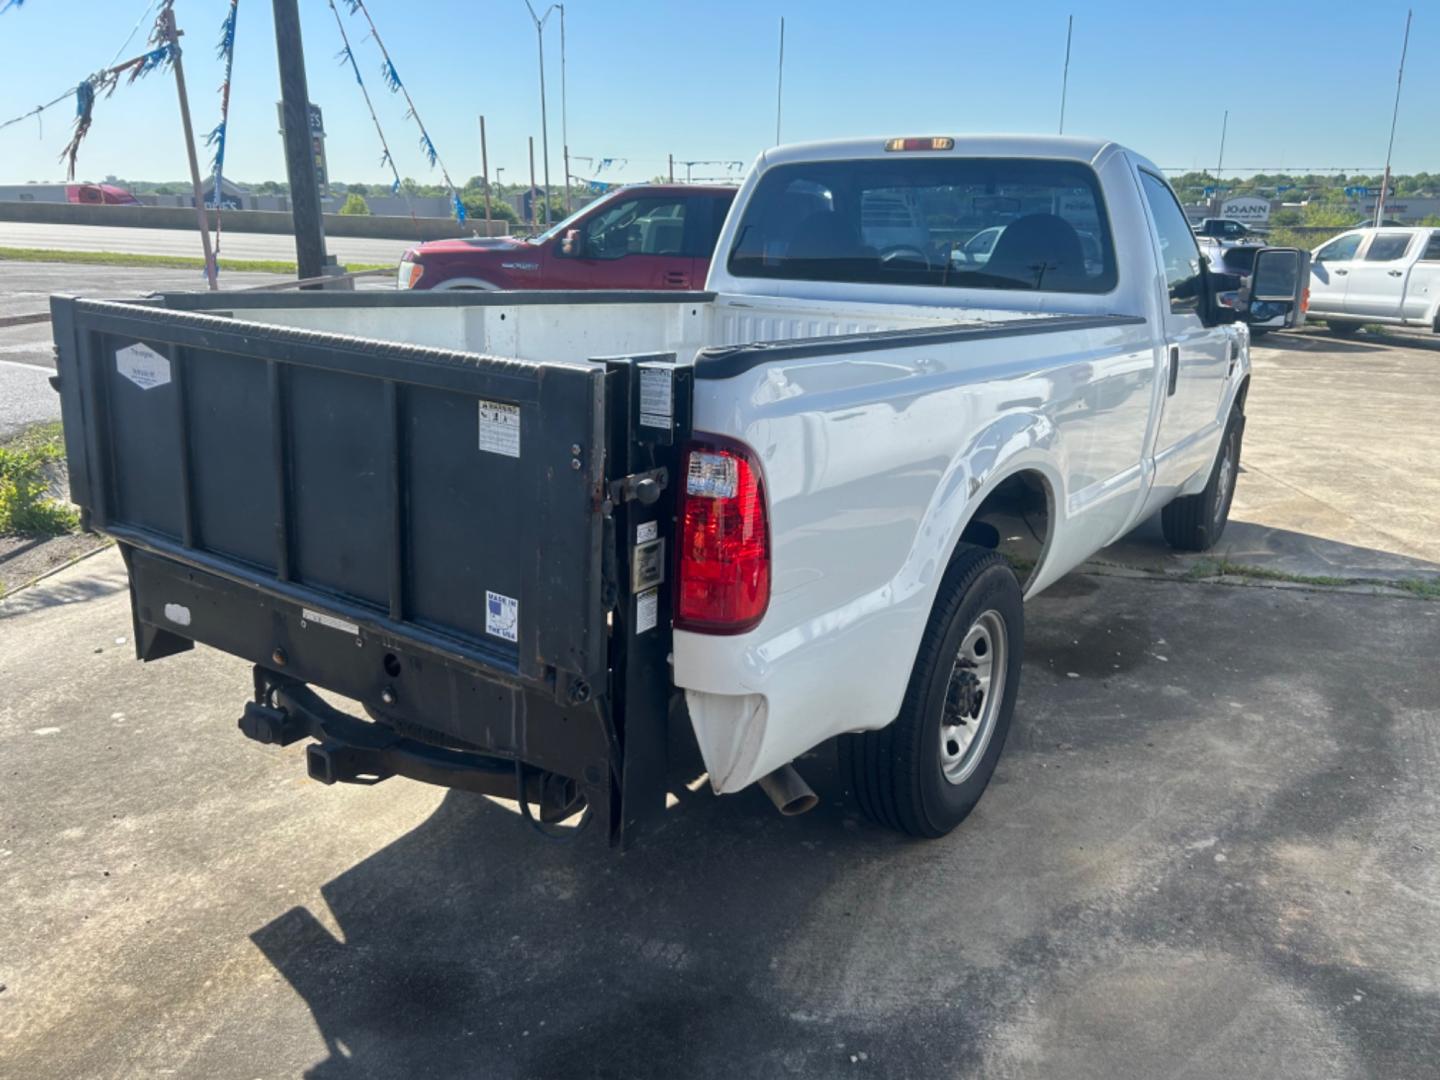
[1423,232,1440,262]
[1364,233,1415,262]
[726,157,1117,293]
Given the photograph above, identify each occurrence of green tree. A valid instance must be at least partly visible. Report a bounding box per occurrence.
[460,193,518,224]
[338,193,372,216]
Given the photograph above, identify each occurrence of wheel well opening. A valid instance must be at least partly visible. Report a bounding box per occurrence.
[957,471,1052,589]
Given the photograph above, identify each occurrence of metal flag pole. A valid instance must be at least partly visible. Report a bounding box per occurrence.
[1375,8,1412,228]
[159,2,219,290]
[523,1,556,226]
[1058,15,1072,134]
[775,16,785,145]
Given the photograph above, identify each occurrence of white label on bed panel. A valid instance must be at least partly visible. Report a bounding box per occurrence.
[115,344,170,390]
[636,520,658,544]
[486,590,519,642]
[163,603,192,627]
[639,367,673,429]
[477,400,521,458]
[636,588,659,634]
[301,608,360,636]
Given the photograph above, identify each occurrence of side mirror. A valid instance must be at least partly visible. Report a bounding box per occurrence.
[1202,267,1243,326]
[561,228,580,257]
[1251,248,1301,303]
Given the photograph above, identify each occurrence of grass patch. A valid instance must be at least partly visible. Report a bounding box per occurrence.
[0,421,79,537]
[1394,577,1440,600]
[0,246,390,276]
[1185,557,1440,599]
[1186,558,1350,588]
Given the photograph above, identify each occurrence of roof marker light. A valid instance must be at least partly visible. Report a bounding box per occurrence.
[885,137,955,152]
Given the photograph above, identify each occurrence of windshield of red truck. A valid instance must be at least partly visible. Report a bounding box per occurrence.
[727,157,1117,293]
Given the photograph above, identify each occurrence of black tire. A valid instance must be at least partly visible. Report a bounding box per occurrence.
[843,547,1024,838]
[1325,320,1361,337]
[1161,409,1243,552]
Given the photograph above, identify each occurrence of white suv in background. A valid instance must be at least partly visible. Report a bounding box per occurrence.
[1309,226,1440,335]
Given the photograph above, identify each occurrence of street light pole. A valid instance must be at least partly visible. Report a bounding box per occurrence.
[559,3,571,214]
[524,1,556,226]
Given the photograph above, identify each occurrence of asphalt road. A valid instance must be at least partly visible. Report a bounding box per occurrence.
[0,262,366,440]
[2,552,1437,1078]
[0,220,414,267]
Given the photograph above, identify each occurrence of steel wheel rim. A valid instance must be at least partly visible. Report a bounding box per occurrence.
[1214,434,1236,529]
[939,609,1007,785]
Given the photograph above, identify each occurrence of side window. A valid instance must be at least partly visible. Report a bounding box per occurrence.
[1315,234,1363,263]
[581,197,687,259]
[1364,233,1413,262]
[1139,171,1203,315]
[1422,232,1440,262]
[682,196,733,258]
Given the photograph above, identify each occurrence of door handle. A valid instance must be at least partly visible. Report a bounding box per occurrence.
[1334,269,1348,276]
[1388,270,1403,277]
[1167,346,1179,397]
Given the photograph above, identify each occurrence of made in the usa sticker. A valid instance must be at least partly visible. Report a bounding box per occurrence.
[485,590,519,642]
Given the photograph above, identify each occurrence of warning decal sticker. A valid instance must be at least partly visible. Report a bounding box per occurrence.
[477,400,521,458]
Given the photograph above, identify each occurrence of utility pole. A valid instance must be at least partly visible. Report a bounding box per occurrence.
[528,136,538,227]
[1375,8,1412,228]
[775,16,785,145]
[272,0,328,283]
[159,3,218,290]
[668,154,674,183]
[559,3,571,214]
[479,115,492,232]
[523,2,556,226]
[1214,110,1228,214]
[1058,15,1073,135]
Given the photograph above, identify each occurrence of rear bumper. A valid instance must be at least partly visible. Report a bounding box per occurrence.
[123,544,628,840]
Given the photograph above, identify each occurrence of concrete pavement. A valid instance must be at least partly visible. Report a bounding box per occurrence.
[2,549,1437,1078]
[0,220,414,268]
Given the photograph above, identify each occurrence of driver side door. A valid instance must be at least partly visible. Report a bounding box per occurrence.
[1137,169,1233,491]
[546,195,691,289]
[1307,231,1364,316]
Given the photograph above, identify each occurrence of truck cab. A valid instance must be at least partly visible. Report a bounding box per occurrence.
[1309,226,1440,334]
[398,184,736,292]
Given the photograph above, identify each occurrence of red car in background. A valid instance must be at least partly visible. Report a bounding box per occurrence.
[397,184,736,292]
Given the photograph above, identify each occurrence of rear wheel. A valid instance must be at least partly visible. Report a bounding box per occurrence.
[1161,409,1242,552]
[843,547,1023,838]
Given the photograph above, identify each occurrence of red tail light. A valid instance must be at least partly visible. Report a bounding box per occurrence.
[675,438,771,634]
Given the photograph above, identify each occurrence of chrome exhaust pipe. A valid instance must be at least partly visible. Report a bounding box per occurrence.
[758,763,819,816]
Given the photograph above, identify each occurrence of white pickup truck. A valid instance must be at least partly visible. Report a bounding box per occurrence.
[1308,226,1440,334]
[51,135,1307,846]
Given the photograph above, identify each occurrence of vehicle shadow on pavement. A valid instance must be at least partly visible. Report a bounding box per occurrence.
[246,575,1440,1080]
[249,742,899,1079]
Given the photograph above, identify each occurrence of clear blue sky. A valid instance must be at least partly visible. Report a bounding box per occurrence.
[0,0,1433,188]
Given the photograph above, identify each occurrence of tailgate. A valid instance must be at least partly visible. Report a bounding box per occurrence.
[51,296,609,693]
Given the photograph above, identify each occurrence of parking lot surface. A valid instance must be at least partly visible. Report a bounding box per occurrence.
[2,263,1439,1076]
[2,550,1438,1078]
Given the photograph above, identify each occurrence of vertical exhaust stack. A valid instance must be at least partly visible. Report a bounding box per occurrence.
[758,763,818,816]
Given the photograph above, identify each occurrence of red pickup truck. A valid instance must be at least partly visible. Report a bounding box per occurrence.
[397,184,736,291]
